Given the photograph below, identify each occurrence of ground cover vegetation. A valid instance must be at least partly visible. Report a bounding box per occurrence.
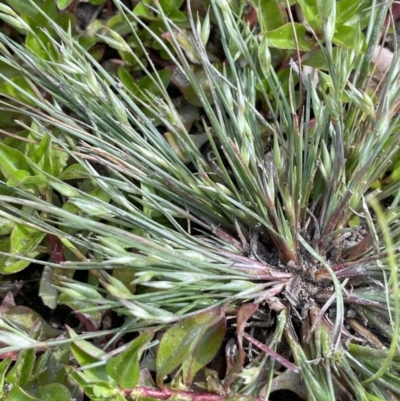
[0,0,399,400]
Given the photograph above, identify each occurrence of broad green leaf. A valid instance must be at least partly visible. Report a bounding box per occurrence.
[26,132,54,173]
[25,27,58,60]
[28,131,56,164]
[48,180,80,197]
[136,69,172,98]
[0,305,61,340]
[0,217,14,236]
[333,24,363,51]
[56,0,73,10]
[5,0,40,15]
[68,327,106,360]
[159,0,184,11]
[303,48,338,70]
[336,0,364,24]
[255,0,287,31]
[133,0,154,19]
[65,367,106,399]
[106,329,153,389]
[38,383,71,401]
[88,185,111,202]
[36,0,58,27]
[2,129,29,152]
[6,349,35,386]
[0,142,32,179]
[297,0,320,31]
[36,347,70,388]
[265,23,315,51]
[0,223,46,274]
[67,327,109,382]
[171,67,214,106]
[4,385,39,401]
[59,292,102,331]
[0,60,20,81]
[156,307,225,386]
[166,10,187,23]
[118,68,172,101]
[106,14,137,36]
[0,75,38,105]
[0,358,12,397]
[182,316,225,385]
[6,169,47,192]
[57,163,88,180]
[39,265,59,309]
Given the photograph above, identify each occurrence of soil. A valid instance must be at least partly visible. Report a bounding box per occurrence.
[270,390,304,401]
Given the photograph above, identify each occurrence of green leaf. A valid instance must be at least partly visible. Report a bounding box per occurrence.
[48,180,80,197]
[0,60,21,82]
[106,14,137,36]
[36,349,70,388]
[0,358,12,398]
[6,349,35,386]
[160,0,184,11]
[56,0,73,10]
[156,307,225,386]
[6,170,47,192]
[39,265,59,309]
[265,23,315,51]
[38,0,58,25]
[297,0,320,31]
[118,68,172,101]
[182,315,226,385]
[133,2,153,19]
[58,292,102,331]
[0,305,61,340]
[5,0,40,16]
[57,163,88,180]
[0,142,32,179]
[333,24,363,50]
[336,0,364,24]
[0,217,14,236]
[106,329,153,389]
[303,48,339,70]
[26,132,53,172]
[4,385,39,401]
[255,0,287,31]
[171,67,214,107]
[67,327,109,382]
[38,383,71,401]
[166,10,187,23]
[0,223,46,274]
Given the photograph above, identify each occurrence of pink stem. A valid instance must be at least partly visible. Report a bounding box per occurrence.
[243,332,300,373]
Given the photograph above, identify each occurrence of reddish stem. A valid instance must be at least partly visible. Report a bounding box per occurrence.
[243,332,300,373]
[125,387,233,401]
[125,387,264,401]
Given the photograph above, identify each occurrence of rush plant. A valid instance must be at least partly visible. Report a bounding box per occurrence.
[0,0,399,400]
